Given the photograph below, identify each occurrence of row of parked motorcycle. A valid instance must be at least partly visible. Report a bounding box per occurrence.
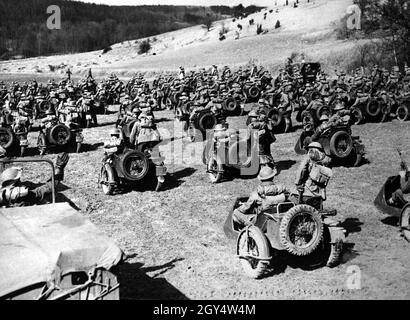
[123,63,410,147]
[0,74,126,157]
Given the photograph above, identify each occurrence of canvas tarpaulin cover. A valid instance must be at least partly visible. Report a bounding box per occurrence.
[0,203,123,298]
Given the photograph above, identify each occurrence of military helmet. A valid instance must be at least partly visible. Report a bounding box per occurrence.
[319,114,329,122]
[307,142,324,152]
[248,109,259,118]
[110,128,121,136]
[214,124,226,132]
[333,103,345,111]
[312,91,321,100]
[0,167,22,187]
[257,166,277,181]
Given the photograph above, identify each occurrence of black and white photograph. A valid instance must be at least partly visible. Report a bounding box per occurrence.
[0,0,409,304]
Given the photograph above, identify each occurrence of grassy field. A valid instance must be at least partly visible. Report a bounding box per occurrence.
[10,103,410,300]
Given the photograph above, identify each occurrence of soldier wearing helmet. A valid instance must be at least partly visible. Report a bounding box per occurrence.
[387,153,410,207]
[305,91,324,118]
[308,114,330,143]
[247,107,276,169]
[295,142,332,202]
[188,99,211,123]
[204,91,226,123]
[178,66,185,81]
[327,102,351,127]
[77,90,98,126]
[104,128,124,153]
[232,166,289,226]
[128,107,159,147]
[0,153,70,208]
[40,109,58,131]
[247,109,260,123]
[212,123,234,145]
[278,81,293,132]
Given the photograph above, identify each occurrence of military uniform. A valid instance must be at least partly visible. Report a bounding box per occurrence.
[233,167,289,226]
[295,143,332,201]
[0,153,69,208]
[390,170,410,207]
[278,81,293,132]
[247,109,276,167]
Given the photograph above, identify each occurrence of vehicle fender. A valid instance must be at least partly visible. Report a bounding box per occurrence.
[399,203,410,225]
[103,163,116,184]
[266,219,284,250]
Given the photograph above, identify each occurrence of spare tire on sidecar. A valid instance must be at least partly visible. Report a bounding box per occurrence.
[38,123,82,155]
[186,110,217,142]
[224,195,346,279]
[294,125,365,167]
[99,148,167,194]
[374,175,410,242]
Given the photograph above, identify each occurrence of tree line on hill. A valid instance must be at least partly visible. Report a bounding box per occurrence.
[0,0,263,60]
[342,0,409,72]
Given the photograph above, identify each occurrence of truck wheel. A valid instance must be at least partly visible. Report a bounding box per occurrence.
[400,206,410,242]
[329,131,353,159]
[207,154,223,184]
[237,226,270,279]
[279,204,324,256]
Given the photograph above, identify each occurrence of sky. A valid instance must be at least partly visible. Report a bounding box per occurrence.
[77,0,281,7]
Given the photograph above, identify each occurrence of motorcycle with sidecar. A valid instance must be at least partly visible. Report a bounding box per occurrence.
[295,124,365,167]
[374,155,410,243]
[0,114,29,157]
[203,126,273,183]
[223,193,346,279]
[37,120,83,155]
[98,146,166,195]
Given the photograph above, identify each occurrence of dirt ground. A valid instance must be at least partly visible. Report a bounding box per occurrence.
[6,98,410,300]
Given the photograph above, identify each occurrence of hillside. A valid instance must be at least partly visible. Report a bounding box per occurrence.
[0,0,357,77]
